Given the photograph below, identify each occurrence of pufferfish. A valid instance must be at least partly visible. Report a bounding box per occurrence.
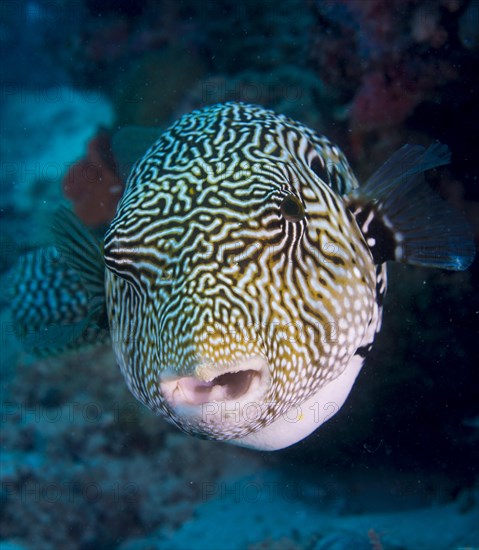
[10,102,475,450]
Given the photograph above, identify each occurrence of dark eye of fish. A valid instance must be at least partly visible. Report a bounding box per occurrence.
[280,194,306,222]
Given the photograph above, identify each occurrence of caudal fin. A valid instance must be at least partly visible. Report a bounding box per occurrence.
[9,207,109,356]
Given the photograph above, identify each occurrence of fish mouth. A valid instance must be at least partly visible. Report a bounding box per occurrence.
[160,356,270,410]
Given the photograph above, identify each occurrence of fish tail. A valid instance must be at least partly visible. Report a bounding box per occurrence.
[8,207,109,356]
[347,143,475,270]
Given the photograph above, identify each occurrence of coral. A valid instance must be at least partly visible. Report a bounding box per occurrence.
[309,0,472,160]
[0,346,261,549]
[2,1,478,548]
[62,128,124,228]
[0,87,113,220]
[350,70,421,132]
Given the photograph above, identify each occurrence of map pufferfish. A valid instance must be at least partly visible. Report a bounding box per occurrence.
[10,102,475,451]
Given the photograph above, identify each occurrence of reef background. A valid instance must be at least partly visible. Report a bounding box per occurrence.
[0,1,478,549]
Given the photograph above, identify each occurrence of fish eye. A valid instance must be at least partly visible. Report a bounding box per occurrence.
[280,194,306,223]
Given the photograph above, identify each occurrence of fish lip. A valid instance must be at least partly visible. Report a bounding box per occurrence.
[159,356,270,410]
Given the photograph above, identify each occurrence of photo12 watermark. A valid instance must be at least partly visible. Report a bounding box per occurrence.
[1,480,139,504]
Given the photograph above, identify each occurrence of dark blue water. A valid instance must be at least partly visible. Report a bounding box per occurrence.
[1,1,478,549]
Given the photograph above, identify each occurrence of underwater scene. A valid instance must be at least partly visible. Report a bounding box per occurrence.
[1,0,478,549]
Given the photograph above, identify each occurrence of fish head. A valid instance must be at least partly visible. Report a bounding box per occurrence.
[103,103,377,450]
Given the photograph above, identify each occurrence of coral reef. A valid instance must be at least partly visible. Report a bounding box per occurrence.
[0,346,262,549]
[1,0,478,548]
[0,87,113,220]
[62,129,124,228]
[35,0,479,206]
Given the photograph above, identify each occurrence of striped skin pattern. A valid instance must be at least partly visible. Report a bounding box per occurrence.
[103,102,383,442]
[10,250,107,355]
